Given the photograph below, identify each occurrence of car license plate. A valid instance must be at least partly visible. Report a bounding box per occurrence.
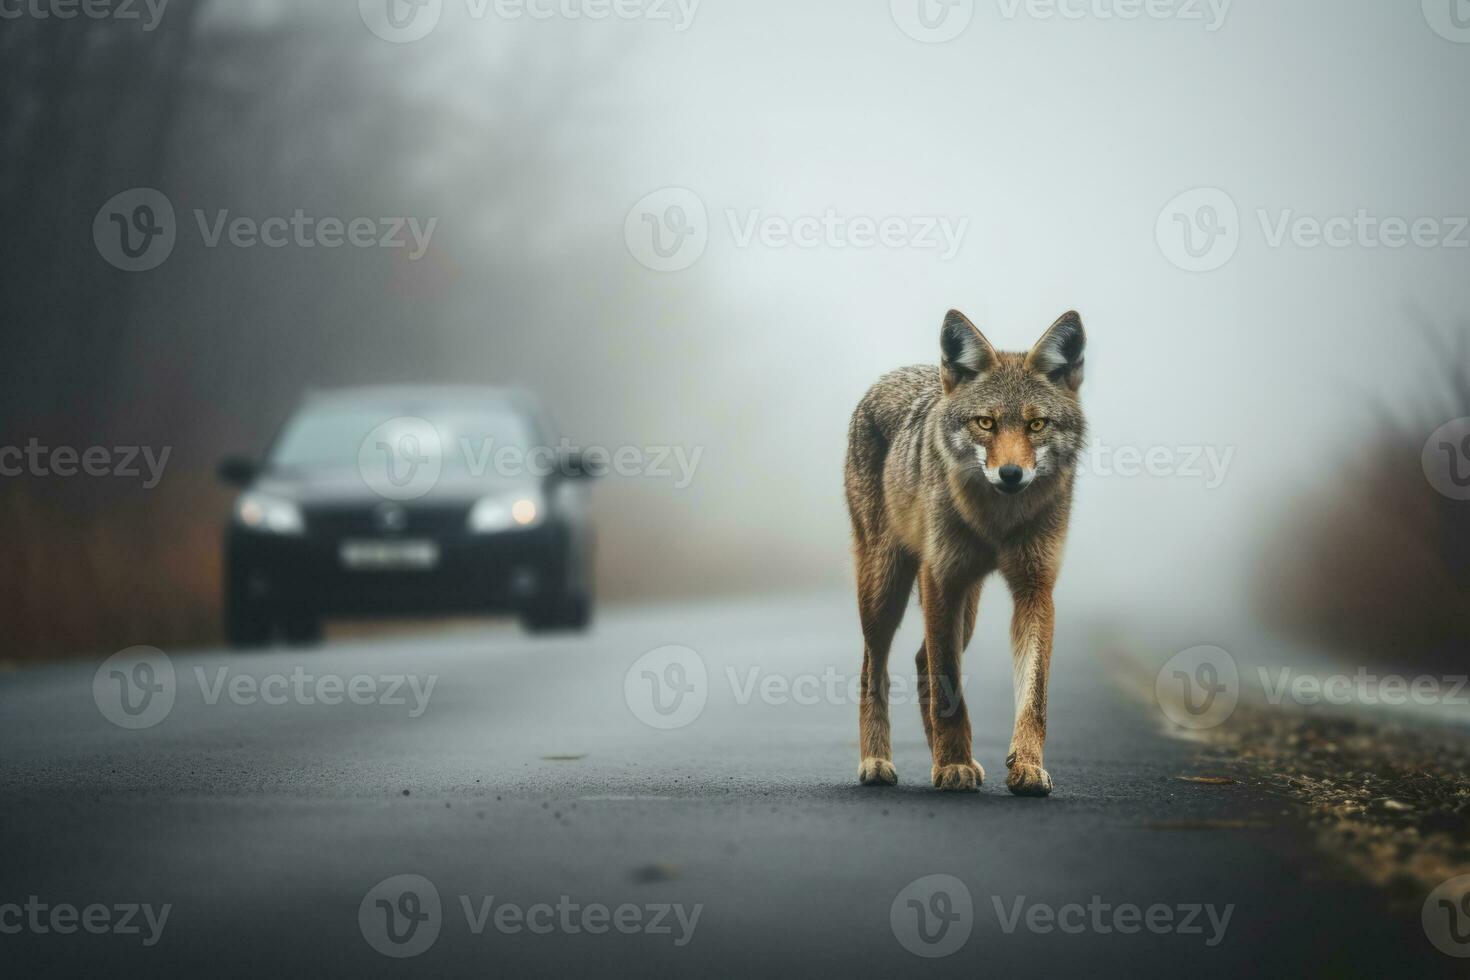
[339,540,439,571]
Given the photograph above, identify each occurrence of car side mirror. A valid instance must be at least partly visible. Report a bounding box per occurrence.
[217,456,258,487]
[561,450,606,480]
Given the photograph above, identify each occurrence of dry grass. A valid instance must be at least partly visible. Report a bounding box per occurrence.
[0,474,227,663]
[1110,638,1470,903]
[1191,705,1470,900]
[1256,318,1470,671]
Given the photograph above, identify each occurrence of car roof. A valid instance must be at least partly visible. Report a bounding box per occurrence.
[300,385,539,412]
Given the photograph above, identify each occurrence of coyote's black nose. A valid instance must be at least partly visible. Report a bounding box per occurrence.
[999,464,1024,485]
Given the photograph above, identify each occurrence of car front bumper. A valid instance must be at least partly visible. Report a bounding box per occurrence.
[226,522,581,616]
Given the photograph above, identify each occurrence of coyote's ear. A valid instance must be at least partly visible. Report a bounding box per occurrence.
[1026,311,1086,392]
[940,310,998,393]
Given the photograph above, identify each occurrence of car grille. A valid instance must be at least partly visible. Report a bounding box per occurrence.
[304,503,470,538]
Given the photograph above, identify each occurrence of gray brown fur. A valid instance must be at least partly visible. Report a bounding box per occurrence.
[845,309,1087,795]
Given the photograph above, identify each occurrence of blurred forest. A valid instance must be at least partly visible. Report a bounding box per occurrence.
[6,2,1467,669]
[0,1,815,660]
[1256,320,1470,672]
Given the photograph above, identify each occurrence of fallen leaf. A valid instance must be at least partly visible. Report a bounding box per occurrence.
[1176,775,1238,785]
[631,863,680,883]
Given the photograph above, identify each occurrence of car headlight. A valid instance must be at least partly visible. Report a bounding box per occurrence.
[236,493,305,535]
[468,490,544,533]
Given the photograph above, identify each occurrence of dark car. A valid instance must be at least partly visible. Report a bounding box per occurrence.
[218,386,595,646]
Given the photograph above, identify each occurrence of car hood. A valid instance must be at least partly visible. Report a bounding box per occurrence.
[248,469,539,507]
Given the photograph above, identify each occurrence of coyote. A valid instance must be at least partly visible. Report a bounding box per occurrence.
[845,310,1086,795]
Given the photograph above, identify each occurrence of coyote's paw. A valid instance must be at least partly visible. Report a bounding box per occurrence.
[931,763,980,793]
[858,757,898,786]
[1006,763,1053,797]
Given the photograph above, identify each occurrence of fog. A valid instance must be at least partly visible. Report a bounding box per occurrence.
[4,0,1468,656]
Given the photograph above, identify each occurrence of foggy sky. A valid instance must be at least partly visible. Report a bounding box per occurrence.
[194,1,1470,620]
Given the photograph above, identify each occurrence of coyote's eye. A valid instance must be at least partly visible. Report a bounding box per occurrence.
[1028,419,1048,433]
[975,416,995,431]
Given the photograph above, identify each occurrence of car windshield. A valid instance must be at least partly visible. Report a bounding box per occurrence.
[269,401,535,474]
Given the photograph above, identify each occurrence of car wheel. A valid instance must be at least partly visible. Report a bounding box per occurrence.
[281,613,324,647]
[225,595,272,649]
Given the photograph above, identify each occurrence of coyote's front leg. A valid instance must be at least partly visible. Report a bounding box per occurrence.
[856,547,916,786]
[1002,552,1057,797]
[919,564,980,792]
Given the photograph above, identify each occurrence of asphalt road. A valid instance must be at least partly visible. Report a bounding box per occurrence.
[0,594,1457,977]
